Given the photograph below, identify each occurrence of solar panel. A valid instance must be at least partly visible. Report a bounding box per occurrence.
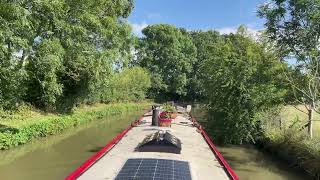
[115,158,192,180]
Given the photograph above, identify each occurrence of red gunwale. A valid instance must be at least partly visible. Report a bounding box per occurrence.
[65,111,148,180]
[189,113,239,180]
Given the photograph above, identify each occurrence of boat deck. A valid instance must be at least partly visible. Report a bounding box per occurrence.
[77,110,230,180]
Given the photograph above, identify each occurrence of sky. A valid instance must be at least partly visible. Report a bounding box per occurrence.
[129,0,267,36]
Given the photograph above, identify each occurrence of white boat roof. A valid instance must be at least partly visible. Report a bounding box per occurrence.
[78,110,230,180]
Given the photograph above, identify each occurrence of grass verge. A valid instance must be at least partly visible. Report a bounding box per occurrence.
[260,105,320,179]
[0,102,151,150]
[261,129,320,179]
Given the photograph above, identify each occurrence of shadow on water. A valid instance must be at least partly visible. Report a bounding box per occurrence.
[88,146,105,153]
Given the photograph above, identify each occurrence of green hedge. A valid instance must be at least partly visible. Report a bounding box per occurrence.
[0,102,150,150]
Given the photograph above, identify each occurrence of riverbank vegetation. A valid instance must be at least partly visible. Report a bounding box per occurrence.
[260,106,320,178]
[0,0,151,149]
[0,102,151,150]
[0,0,150,112]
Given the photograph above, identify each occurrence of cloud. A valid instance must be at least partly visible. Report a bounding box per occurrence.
[130,22,148,37]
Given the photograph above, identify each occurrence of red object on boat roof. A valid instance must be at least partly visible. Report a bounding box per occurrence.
[159,111,173,121]
[159,118,172,122]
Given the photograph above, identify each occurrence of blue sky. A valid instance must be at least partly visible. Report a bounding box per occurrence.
[129,0,266,36]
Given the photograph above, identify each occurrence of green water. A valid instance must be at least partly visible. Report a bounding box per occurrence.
[0,109,146,180]
[218,145,311,180]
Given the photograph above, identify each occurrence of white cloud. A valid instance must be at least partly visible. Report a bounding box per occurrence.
[130,22,148,37]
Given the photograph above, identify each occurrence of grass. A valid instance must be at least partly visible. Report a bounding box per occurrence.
[261,105,320,179]
[192,105,320,179]
[280,105,320,138]
[0,102,152,150]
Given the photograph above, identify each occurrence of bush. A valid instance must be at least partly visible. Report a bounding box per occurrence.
[260,108,320,179]
[202,33,287,144]
[262,128,320,178]
[102,67,151,102]
[0,102,150,150]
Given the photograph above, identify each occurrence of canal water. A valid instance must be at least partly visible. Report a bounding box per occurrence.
[0,109,146,180]
[191,107,313,180]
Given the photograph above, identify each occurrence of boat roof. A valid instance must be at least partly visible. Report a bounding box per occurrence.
[74,109,232,180]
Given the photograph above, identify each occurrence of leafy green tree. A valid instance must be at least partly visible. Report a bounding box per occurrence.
[137,24,197,100]
[0,0,134,110]
[258,0,320,138]
[102,67,151,102]
[189,30,220,101]
[26,39,64,110]
[202,28,287,143]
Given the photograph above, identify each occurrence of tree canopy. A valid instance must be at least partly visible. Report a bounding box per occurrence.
[259,0,320,138]
[201,29,287,143]
[137,24,197,100]
[0,0,146,111]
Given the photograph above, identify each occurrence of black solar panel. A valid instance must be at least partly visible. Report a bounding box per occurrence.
[115,158,192,180]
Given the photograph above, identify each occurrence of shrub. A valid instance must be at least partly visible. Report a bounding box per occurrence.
[0,102,150,150]
[102,67,151,102]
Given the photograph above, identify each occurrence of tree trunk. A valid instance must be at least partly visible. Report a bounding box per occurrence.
[308,108,313,138]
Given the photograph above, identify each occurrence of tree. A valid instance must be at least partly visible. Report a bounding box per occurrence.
[189,30,220,101]
[201,27,287,143]
[137,24,197,100]
[0,0,134,110]
[258,0,320,138]
[102,67,151,102]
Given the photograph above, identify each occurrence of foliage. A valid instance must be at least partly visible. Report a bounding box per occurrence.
[25,39,65,110]
[162,103,176,113]
[102,67,151,102]
[260,109,320,179]
[0,102,150,150]
[137,24,197,100]
[201,28,288,144]
[0,0,134,110]
[188,30,221,101]
[258,0,320,138]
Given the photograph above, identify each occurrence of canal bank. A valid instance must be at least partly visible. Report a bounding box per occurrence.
[0,109,148,180]
[191,107,314,180]
[0,102,151,150]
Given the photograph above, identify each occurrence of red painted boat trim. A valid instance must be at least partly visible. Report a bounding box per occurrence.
[190,113,239,180]
[65,112,147,180]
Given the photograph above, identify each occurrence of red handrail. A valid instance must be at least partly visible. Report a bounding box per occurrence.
[65,112,147,180]
[190,113,239,180]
